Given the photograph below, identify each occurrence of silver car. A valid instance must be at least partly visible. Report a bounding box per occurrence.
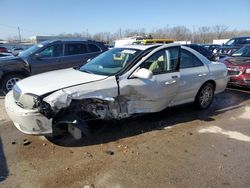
[5,44,228,137]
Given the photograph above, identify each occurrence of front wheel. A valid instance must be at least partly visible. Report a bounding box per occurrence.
[1,74,24,95]
[194,82,215,109]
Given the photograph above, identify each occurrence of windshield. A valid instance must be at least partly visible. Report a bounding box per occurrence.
[18,42,47,57]
[225,39,235,46]
[80,48,141,76]
[232,46,250,57]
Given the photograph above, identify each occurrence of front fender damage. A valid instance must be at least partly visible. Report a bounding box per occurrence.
[39,77,124,138]
[43,89,115,113]
[41,76,129,122]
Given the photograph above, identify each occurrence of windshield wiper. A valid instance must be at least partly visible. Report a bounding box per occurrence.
[81,68,93,74]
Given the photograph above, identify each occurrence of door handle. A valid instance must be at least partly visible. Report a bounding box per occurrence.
[198,73,207,77]
[172,75,179,79]
[55,59,61,62]
[165,80,176,85]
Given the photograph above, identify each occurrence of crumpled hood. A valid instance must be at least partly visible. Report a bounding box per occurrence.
[16,68,108,96]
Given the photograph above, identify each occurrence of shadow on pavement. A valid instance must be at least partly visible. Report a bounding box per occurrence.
[47,88,250,147]
[0,136,8,182]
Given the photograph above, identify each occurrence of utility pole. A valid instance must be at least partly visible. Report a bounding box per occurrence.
[18,26,21,42]
[192,25,196,43]
[119,27,122,39]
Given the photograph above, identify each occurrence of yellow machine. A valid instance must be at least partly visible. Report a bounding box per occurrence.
[132,38,175,45]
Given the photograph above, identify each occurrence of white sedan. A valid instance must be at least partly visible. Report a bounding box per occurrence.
[5,44,228,137]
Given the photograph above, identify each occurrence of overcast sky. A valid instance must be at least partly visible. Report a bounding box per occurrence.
[0,0,250,39]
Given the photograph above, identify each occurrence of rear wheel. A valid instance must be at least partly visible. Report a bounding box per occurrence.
[194,82,215,109]
[1,74,24,95]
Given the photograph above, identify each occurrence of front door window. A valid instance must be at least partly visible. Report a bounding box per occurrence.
[40,44,63,58]
[140,47,179,74]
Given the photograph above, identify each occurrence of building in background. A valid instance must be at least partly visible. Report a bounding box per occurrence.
[213,39,229,45]
[0,39,8,44]
[30,35,87,43]
[174,41,191,44]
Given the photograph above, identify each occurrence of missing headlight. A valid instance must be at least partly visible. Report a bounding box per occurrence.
[39,101,55,119]
[18,93,41,109]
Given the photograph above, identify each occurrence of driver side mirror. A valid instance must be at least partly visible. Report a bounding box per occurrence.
[34,53,42,60]
[132,68,153,79]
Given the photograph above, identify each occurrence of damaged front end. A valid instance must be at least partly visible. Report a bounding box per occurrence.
[45,93,132,138]
[7,76,130,138]
[5,90,53,135]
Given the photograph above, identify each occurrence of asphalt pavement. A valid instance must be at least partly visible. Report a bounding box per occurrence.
[0,88,250,188]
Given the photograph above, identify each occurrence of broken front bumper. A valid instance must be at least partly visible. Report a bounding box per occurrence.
[5,91,53,135]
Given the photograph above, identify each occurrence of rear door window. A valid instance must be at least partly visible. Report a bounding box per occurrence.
[180,49,203,69]
[65,43,88,55]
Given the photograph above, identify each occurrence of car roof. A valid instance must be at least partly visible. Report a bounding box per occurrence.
[41,39,101,45]
[231,36,250,39]
[240,44,250,48]
[121,43,181,51]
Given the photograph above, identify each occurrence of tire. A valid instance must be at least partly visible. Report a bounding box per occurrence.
[194,82,215,110]
[1,74,24,95]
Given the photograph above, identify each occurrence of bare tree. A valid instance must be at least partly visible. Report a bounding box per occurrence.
[170,26,192,41]
[213,25,228,39]
[196,26,212,43]
[14,25,250,44]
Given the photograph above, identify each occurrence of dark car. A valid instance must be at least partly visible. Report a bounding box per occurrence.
[220,45,250,87]
[10,47,24,56]
[200,44,221,53]
[0,39,107,94]
[215,36,250,59]
[0,47,8,53]
[184,44,214,60]
[0,52,13,58]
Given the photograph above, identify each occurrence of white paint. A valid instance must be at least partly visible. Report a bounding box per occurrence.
[199,126,250,142]
[239,107,250,119]
[216,104,243,113]
[16,68,108,96]
[164,126,173,130]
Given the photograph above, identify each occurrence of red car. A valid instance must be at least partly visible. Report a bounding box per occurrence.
[220,45,250,87]
[0,47,8,53]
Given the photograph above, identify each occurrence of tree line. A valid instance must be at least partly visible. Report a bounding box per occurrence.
[4,25,250,44]
[57,25,250,44]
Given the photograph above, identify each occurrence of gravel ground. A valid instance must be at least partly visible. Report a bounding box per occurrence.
[0,88,250,188]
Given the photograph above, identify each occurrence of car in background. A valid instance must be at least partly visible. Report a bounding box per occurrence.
[215,36,250,59]
[0,47,8,53]
[0,52,13,58]
[201,44,221,53]
[220,45,250,88]
[184,44,214,61]
[0,39,108,94]
[5,44,228,138]
[10,47,24,56]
